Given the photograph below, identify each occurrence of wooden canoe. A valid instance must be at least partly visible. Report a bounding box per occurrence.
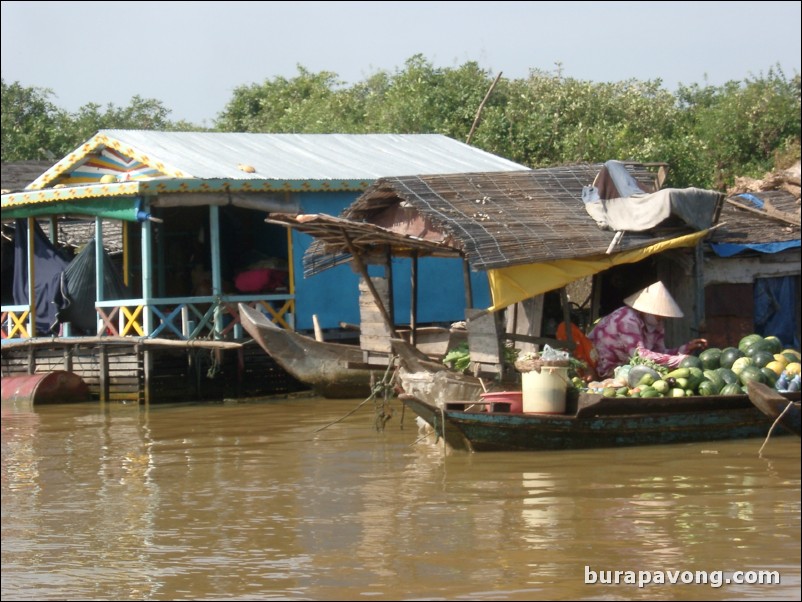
[238,303,379,398]
[746,380,801,436]
[401,389,801,452]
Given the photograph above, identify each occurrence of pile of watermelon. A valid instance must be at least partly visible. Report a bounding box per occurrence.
[697,334,800,394]
[600,334,800,398]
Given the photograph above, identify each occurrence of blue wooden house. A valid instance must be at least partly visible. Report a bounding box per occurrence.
[1,131,528,401]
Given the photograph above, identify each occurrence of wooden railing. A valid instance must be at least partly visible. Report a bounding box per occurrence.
[0,305,32,339]
[1,293,294,340]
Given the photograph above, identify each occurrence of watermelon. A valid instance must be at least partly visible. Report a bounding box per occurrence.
[738,365,765,386]
[703,369,725,391]
[697,379,720,396]
[745,338,775,357]
[720,383,744,396]
[679,355,703,369]
[760,367,778,387]
[717,368,739,385]
[699,348,722,370]
[627,365,662,388]
[738,334,763,354]
[761,336,783,355]
[751,350,775,369]
[730,356,753,375]
[719,347,744,369]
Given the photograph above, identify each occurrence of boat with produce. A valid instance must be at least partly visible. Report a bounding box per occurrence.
[400,388,801,452]
[402,333,802,451]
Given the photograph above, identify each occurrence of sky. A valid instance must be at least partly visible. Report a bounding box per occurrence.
[2,0,800,126]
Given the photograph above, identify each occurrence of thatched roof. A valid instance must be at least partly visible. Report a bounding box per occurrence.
[300,163,708,275]
[1,161,54,193]
[710,190,800,245]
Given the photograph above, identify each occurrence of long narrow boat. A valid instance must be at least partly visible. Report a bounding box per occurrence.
[746,380,801,436]
[238,303,378,398]
[400,390,801,452]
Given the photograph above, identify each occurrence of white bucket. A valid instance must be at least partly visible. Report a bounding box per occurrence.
[522,366,569,414]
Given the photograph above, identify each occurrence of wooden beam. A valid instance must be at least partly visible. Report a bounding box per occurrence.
[343,230,400,339]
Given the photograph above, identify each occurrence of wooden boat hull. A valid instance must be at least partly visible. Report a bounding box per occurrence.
[1,371,90,404]
[746,381,801,436]
[390,338,485,406]
[238,303,376,398]
[401,391,801,452]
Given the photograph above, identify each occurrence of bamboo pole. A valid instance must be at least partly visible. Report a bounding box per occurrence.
[466,72,503,145]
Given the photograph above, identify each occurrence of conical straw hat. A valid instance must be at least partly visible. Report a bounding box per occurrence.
[623,281,684,318]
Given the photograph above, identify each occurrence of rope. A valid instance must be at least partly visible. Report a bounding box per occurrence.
[314,360,397,434]
[758,400,795,456]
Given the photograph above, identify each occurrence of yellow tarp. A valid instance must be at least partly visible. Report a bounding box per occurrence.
[486,230,709,312]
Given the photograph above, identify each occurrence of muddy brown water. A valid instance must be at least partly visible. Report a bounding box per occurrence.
[2,394,800,601]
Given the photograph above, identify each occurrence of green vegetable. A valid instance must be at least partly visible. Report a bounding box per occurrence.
[443,343,471,372]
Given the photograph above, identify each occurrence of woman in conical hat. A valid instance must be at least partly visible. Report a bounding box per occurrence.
[588,281,708,378]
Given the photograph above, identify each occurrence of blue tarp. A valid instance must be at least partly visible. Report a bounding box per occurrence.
[12,219,71,335]
[709,240,801,257]
[754,276,799,348]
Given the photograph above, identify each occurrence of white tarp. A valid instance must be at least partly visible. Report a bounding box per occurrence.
[582,160,721,231]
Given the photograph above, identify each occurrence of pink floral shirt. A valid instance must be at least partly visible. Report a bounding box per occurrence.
[588,306,690,378]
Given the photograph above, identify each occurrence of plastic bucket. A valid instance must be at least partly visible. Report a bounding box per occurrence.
[480,391,523,413]
[522,367,569,414]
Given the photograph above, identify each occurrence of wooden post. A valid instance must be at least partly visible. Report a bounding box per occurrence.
[312,314,324,342]
[210,205,223,338]
[343,230,399,339]
[143,347,151,405]
[693,241,705,338]
[141,202,153,336]
[410,252,418,346]
[27,217,36,337]
[95,218,105,302]
[98,344,109,402]
[462,258,474,310]
[63,344,73,372]
[560,288,574,347]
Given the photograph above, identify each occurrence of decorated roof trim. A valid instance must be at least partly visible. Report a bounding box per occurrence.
[27,132,192,190]
[2,178,373,209]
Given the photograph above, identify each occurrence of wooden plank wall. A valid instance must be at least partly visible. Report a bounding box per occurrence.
[466,308,503,374]
[359,276,393,353]
[1,343,307,403]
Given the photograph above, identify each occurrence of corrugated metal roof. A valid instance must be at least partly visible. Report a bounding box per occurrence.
[28,131,529,190]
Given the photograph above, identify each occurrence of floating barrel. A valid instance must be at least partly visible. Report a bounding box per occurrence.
[1,371,90,404]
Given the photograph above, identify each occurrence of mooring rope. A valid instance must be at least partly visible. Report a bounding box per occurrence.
[313,359,397,434]
[758,400,795,456]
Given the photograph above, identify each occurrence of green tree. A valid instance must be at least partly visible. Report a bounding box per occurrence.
[677,66,801,188]
[216,66,364,133]
[65,95,196,144]
[1,79,67,161]
[2,80,198,162]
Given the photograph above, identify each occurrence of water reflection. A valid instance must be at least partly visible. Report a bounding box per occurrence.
[2,397,800,601]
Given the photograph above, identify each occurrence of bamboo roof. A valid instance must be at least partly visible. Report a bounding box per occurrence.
[710,190,800,245]
[300,163,701,275]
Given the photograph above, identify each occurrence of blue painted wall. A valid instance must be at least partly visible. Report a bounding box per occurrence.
[291,192,490,331]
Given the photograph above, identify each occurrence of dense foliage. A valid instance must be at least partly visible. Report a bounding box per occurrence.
[3,56,799,188]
